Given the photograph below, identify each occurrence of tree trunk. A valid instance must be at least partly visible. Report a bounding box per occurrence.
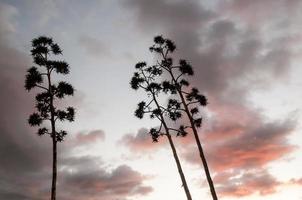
[166,133,192,200]
[51,137,57,200]
[167,68,218,200]
[152,93,192,200]
[179,88,218,200]
[47,60,57,200]
[193,129,217,200]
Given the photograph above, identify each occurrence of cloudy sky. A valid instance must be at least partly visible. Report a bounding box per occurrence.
[1,0,302,199]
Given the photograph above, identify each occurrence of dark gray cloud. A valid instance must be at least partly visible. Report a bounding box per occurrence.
[123,0,213,32]
[58,156,153,200]
[124,0,297,95]
[0,3,52,199]
[123,0,300,197]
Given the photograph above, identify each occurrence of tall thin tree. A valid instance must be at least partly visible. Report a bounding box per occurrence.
[25,36,75,200]
[130,41,192,200]
[149,35,218,200]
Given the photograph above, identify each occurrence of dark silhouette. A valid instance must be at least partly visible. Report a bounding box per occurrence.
[148,35,218,200]
[25,36,75,200]
[130,46,192,199]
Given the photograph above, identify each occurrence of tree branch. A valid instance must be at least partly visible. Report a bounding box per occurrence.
[35,84,48,91]
[186,101,199,106]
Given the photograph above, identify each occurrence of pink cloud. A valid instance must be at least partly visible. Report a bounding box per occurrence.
[75,130,105,143]
[119,128,166,152]
[68,130,105,147]
[217,169,280,197]
[289,178,302,185]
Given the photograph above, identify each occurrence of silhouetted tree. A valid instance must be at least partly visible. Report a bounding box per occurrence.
[149,35,218,200]
[130,57,192,199]
[25,36,75,200]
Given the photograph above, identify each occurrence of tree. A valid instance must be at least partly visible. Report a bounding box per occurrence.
[130,52,192,199]
[25,36,75,200]
[149,35,218,200]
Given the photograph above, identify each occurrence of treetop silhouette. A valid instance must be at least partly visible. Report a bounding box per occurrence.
[25,36,75,200]
[130,38,193,200]
[149,35,218,200]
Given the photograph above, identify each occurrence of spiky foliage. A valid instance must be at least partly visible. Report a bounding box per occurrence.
[130,59,190,140]
[148,35,208,136]
[25,36,75,140]
[149,35,218,200]
[25,36,75,200]
[130,59,165,142]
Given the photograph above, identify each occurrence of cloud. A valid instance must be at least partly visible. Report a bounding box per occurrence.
[58,156,153,200]
[183,117,296,172]
[119,128,166,153]
[78,35,111,58]
[123,0,300,197]
[0,2,18,35]
[221,0,302,28]
[215,171,302,197]
[72,129,106,145]
[289,178,302,185]
[216,169,280,197]
[123,0,213,32]
[0,3,53,199]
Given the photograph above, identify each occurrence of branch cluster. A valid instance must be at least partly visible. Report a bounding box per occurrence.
[25,36,75,142]
[130,35,208,142]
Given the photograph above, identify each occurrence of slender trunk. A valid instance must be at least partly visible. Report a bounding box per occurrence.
[152,94,192,200]
[183,100,217,200]
[166,133,192,200]
[178,91,218,200]
[51,135,57,200]
[49,87,57,200]
[47,61,57,200]
[169,70,218,200]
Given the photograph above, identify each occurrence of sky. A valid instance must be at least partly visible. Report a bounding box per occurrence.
[0,0,302,200]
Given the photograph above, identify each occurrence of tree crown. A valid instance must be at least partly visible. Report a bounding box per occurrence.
[131,35,209,142]
[25,36,75,142]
